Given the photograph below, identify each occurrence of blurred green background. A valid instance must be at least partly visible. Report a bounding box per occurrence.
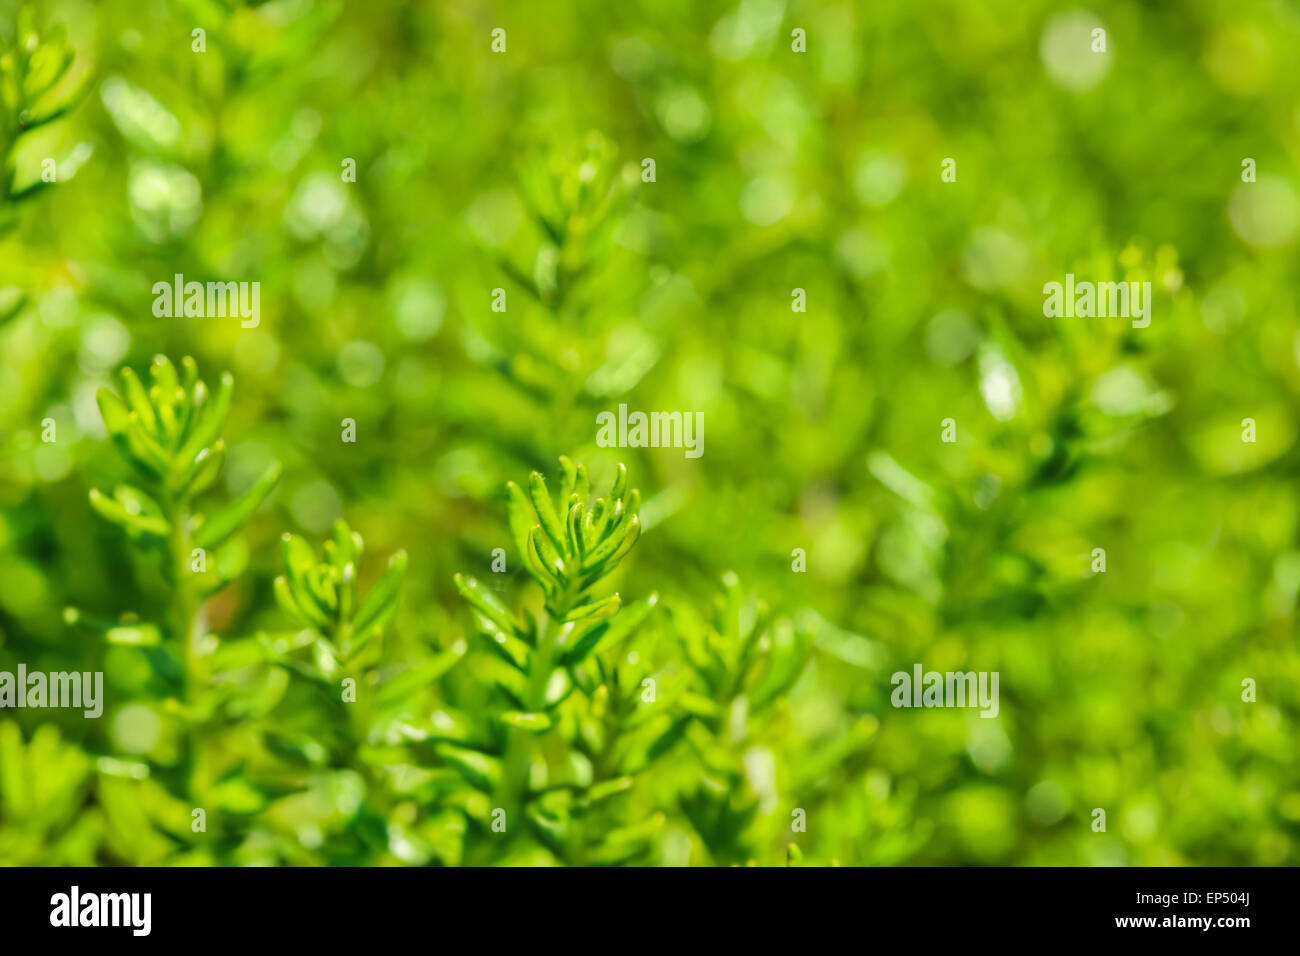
[1,0,1299,865]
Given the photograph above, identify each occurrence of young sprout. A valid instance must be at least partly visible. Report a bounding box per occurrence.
[90,355,281,552]
[470,454,641,621]
[451,458,654,861]
[274,519,408,669]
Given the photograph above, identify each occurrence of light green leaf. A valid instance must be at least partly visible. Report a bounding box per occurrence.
[453,573,521,638]
[375,643,467,709]
[352,550,408,639]
[88,488,169,537]
[505,480,543,577]
[581,514,640,571]
[118,366,157,436]
[274,574,329,630]
[560,593,657,665]
[105,623,162,646]
[176,440,225,497]
[500,710,553,732]
[176,371,233,464]
[434,743,500,793]
[564,592,621,623]
[95,387,131,436]
[586,776,634,804]
[193,461,281,550]
[528,471,567,554]
[558,455,578,502]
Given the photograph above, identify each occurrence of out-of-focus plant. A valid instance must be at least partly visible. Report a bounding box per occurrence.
[0,4,89,330]
[272,520,409,690]
[668,573,876,865]
[504,132,638,315]
[254,520,464,864]
[670,573,798,863]
[470,133,651,416]
[0,5,89,231]
[0,722,101,865]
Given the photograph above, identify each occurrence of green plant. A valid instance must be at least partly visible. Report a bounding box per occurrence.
[272,521,409,685]
[258,520,466,864]
[668,574,877,865]
[501,132,636,317]
[0,4,88,330]
[468,133,647,422]
[0,5,88,229]
[0,722,100,865]
[668,573,793,863]
[79,355,281,861]
[6,0,1300,871]
[451,457,675,863]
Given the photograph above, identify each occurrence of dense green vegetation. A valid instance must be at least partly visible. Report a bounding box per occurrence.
[1,0,1298,865]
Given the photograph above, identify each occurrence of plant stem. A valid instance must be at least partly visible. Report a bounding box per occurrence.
[166,499,199,691]
[487,597,573,860]
[576,694,624,866]
[339,655,393,862]
[164,493,204,816]
[498,613,550,816]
